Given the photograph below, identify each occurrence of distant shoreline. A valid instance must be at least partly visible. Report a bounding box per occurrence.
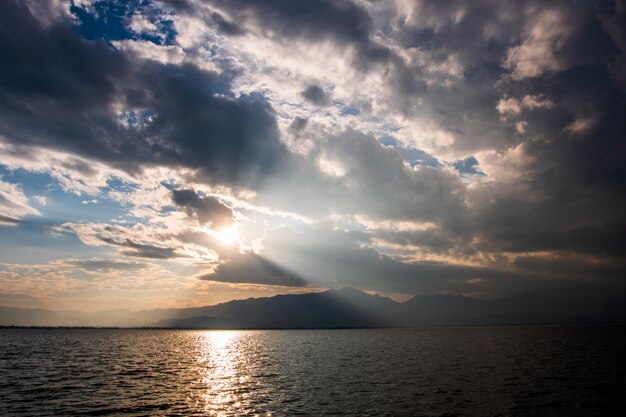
[2,320,624,331]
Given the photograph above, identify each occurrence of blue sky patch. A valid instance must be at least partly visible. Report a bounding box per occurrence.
[70,0,176,46]
[452,156,484,175]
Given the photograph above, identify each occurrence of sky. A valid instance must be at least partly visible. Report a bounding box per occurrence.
[0,0,625,312]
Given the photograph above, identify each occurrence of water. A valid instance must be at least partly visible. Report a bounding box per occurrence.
[0,325,624,416]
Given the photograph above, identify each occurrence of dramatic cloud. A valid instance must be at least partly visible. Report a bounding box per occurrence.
[171,189,234,228]
[0,0,624,311]
[0,179,40,225]
[301,85,330,106]
[0,0,289,188]
[201,252,307,287]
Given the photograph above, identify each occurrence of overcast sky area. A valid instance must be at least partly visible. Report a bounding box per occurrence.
[0,0,625,312]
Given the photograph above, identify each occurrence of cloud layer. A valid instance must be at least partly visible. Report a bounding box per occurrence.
[0,0,624,310]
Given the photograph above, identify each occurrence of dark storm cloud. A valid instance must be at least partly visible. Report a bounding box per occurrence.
[0,0,288,187]
[369,0,624,152]
[196,0,496,118]
[466,130,625,268]
[391,1,524,65]
[202,0,506,140]
[301,85,329,106]
[208,0,373,45]
[511,253,626,281]
[380,1,518,144]
[171,189,234,228]
[204,0,399,73]
[0,214,21,225]
[369,0,626,264]
[260,226,626,298]
[201,252,307,287]
[0,1,125,108]
[259,226,502,295]
[598,0,626,90]
[469,125,626,260]
[206,11,244,36]
[98,237,179,259]
[463,19,626,261]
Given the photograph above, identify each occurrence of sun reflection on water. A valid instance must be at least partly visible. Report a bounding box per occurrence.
[195,331,254,416]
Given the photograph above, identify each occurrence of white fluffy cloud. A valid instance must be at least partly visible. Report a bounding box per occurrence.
[0,179,40,225]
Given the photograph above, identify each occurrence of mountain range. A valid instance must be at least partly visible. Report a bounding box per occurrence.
[1,288,624,328]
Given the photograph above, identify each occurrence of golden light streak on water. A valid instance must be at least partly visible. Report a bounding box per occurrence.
[196,331,255,416]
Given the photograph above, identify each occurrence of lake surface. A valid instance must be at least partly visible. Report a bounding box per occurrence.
[1,325,624,416]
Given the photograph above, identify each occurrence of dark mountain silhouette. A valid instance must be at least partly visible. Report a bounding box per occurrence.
[1,288,624,328]
[148,288,399,329]
[155,315,246,329]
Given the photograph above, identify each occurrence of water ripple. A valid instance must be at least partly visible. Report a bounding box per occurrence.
[0,326,624,416]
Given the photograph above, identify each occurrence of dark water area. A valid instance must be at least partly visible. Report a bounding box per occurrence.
[0,325,624,416]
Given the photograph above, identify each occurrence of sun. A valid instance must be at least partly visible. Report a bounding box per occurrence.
[212,225,239,245]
